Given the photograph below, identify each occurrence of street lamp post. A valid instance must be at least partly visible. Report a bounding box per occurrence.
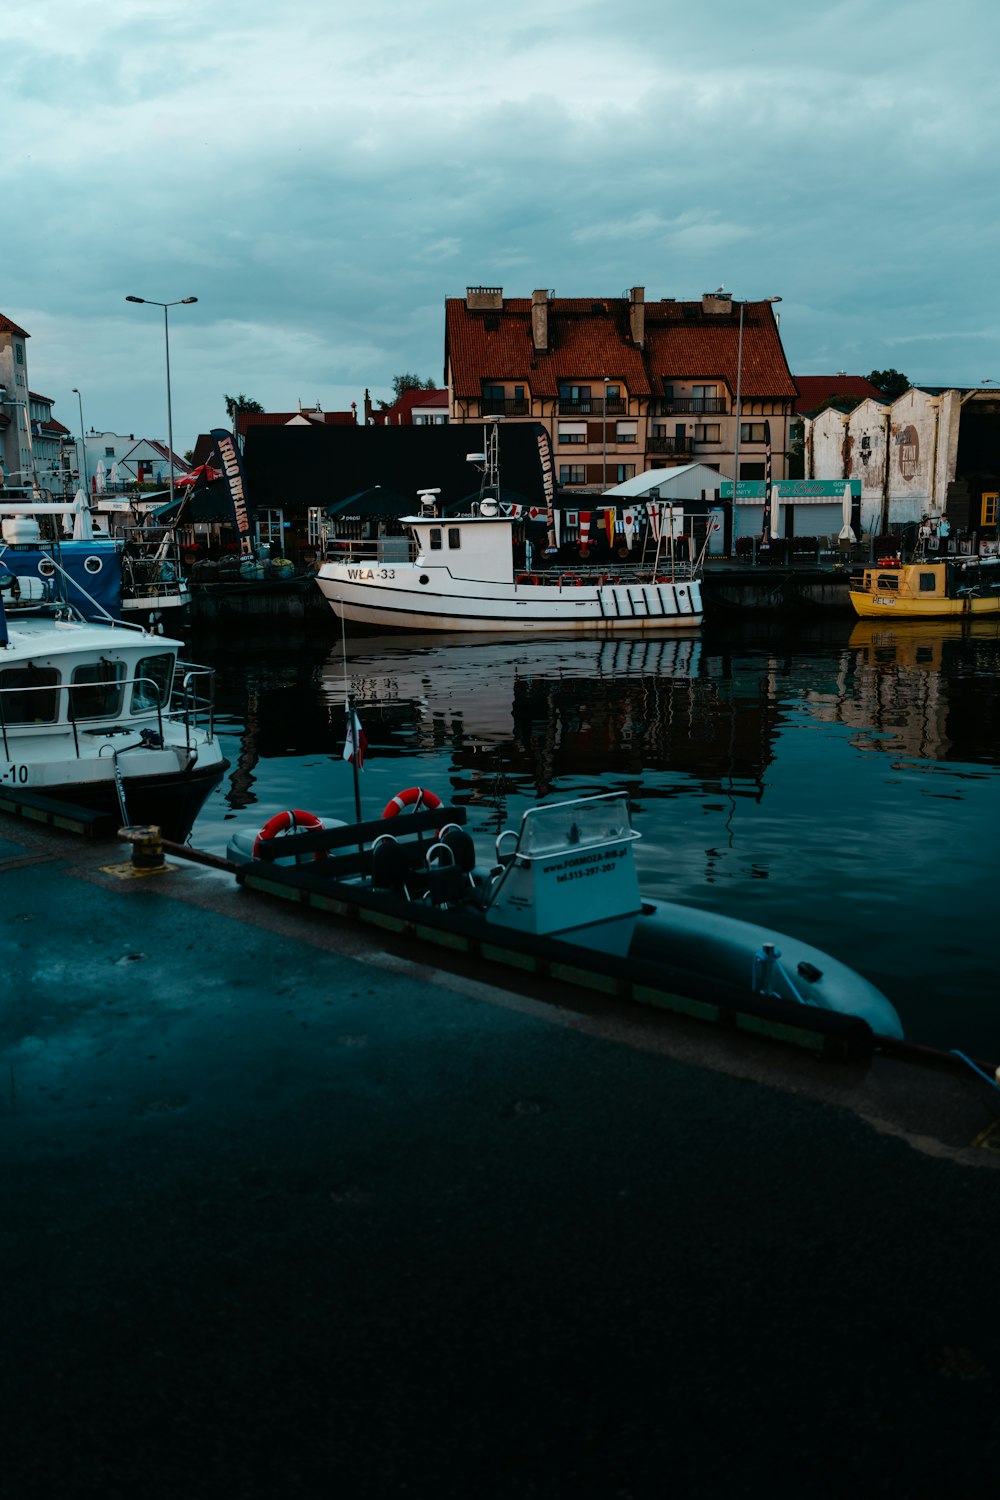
[602,376,610,490]
[125,295,198,516]
[730,295,782,534]
[71,387,89,498]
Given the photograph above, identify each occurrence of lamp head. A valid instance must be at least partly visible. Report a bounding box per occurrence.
[125,295,145,303]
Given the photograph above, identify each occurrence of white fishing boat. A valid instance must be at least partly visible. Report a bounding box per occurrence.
[0,506,226,840]
[316,499,704,634]
[316,420,705,634]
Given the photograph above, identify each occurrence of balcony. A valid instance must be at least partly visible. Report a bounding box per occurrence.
[647,436,691,457]
[658,396,728,415]
[555,397,628,417]
[481,397,530,417]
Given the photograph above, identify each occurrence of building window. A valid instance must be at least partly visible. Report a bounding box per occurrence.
[740,422,768,443]
[559,385,591,413]
[256,507,284,550]
[514,386,525,400]
[606,385,620,402]
[694,423,721,442]
[982,492,998,527]
[559,465,586,485]
[614,465,636,483]
[558,423,587,445]
[15,345,23,365]
[616,422,637,444]
[739,463,766,480]
[105,447,115,457]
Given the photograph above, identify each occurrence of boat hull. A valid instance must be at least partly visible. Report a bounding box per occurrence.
[848,589,1000,620]
[2,752,227,841]
[315,570,703,633]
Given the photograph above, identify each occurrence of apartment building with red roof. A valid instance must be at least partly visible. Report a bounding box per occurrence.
[445,286,797,493]
[364,386,450,426]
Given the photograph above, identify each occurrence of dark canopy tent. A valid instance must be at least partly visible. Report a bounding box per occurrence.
[153,482,236,525]
[244,422,554,515]
[324,485,414,520]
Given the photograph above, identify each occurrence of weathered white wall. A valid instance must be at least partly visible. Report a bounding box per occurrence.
[806,388,965,532]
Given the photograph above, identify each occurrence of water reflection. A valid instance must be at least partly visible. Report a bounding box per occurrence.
[190,620,1000,1053]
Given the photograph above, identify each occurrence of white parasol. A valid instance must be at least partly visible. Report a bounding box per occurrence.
[72,487,94,540]
[95,459,106,495]
[839,482,856,542]
[109,462,119,491]
[770,485,781,542]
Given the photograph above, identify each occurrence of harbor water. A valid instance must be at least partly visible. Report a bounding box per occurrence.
[187,616,1000,1057]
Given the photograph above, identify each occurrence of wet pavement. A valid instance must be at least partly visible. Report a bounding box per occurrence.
[2,819,999,1499]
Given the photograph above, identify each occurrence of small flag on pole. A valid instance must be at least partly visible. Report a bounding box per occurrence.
[343,708,367,769]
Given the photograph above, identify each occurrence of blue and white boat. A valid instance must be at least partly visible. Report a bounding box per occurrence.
[0,504,225,840]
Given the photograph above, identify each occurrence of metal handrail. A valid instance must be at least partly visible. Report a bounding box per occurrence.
[0,663,215,759]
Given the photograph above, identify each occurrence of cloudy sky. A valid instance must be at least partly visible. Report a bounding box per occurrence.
[4,0,998,451]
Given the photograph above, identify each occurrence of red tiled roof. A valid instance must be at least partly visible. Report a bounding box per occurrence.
[236,410,357,434]
[372,387,449,425]
[446,294,796,402]
[0,315,29,339]
[792,375,883,413]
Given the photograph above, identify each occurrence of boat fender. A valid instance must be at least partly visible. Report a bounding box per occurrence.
[381,787,443,819]
[252,808,325,859]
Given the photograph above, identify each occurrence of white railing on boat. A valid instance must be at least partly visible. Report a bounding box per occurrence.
[0,662,217,760]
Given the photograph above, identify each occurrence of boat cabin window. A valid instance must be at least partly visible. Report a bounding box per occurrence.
[132,653,175,712]
[429,528,442,551]
[876,575,899,591]
[0,665,59,724]
[918,573,938,592]
[448,528,461,550]
[69,660,126,720]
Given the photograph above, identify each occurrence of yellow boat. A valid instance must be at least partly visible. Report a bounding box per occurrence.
[848,550,1000,619]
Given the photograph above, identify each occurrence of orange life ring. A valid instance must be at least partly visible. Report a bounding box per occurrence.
[559,573,583,587]
[252,808,324,859]
[381,787,443,819]
[514,573,539,586]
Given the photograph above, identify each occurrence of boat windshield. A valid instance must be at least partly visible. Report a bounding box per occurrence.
[516,792,639,858]
[132,652,176,711]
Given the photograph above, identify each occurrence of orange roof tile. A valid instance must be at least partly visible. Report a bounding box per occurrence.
[0,314,29,339]
[446,294,796,403]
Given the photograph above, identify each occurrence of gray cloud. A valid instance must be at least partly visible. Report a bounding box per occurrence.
[4,0,999,447]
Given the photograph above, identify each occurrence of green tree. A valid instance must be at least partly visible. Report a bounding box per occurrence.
[224,393,265,424]
[868,368,909,401]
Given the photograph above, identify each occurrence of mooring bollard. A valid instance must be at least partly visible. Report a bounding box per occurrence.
[118,824,167,875]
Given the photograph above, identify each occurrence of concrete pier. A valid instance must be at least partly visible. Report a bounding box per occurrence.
[2,817,998,1497]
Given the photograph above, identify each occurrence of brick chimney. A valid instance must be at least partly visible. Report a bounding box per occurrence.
[629,287,645,348]
[465,286,503,310]
[532,289,550,353]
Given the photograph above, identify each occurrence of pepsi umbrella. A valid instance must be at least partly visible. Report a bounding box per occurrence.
[175,463,222,489]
